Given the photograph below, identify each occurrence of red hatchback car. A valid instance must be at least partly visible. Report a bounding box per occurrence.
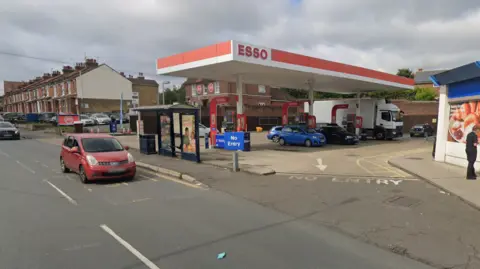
[60,134,136,183]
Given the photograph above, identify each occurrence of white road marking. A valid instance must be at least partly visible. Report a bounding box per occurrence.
[139,174,157,182]
[314,158,327,171]
[0,151,9,157]
[100,224,160,269]
[65,175,75,181]
[16,160,36,174]
[122,182,129,186]
[41,164,49,168]
[43,179,78,205]
[132,198,151,203]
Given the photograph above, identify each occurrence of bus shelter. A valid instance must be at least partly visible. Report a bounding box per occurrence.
[134,104,200,163]
[156,40,414,144]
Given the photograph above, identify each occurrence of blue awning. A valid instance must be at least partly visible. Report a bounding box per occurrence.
[430,61,480,86]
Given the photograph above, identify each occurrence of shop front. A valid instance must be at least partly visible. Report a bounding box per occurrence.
[433,61,480,167]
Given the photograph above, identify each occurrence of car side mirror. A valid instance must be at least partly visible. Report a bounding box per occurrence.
[124,146,130,150]
[70,147,79,154]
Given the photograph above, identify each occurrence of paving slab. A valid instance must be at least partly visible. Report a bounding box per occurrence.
[389,151,480,209]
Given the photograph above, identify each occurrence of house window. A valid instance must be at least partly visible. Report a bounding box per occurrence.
[214,82,220,94]
[191,84,197,96]
[67,81,71,94]
[258,85,266,94]
[203,84,207,95]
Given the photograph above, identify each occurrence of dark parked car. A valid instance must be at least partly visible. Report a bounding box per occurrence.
[317,123,359,145]
[39,112,56,123]
[3,112,25,123]
[0,121,20,140]
[410,124,435,137]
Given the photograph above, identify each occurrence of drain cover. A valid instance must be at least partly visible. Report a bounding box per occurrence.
[385,196,422,208]
[405,157,423,160]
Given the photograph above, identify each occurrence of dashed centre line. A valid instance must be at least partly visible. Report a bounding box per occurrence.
[16,160,36,174]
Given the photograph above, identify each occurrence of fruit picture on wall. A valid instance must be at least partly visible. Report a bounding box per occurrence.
[448,101,480,143]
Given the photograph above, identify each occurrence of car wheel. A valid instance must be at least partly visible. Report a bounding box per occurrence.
[305,139,312,147]
[79,165,89,184]
[375,132,385,140]
[60,157,70,173]
[272,135,279,142]
[279,138,286,146]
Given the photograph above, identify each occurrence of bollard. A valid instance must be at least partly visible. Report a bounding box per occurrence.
[205,135,209,149]
[232,151,239,172]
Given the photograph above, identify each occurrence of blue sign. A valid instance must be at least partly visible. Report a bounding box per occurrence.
[109,122,117,133]
[215,134,225,149]
[224,132,245,151]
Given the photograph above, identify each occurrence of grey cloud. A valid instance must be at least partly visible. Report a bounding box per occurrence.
[1,0,480,94]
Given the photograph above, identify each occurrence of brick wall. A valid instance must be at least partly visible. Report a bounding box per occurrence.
[133,84,158,107]
[79,98,131,113]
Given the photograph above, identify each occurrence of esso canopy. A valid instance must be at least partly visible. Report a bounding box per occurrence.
[156,40,414,94]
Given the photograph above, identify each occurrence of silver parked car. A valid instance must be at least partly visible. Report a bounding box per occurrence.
[0,121,20,140]
[91,113,111,125]
[80,115,95,126]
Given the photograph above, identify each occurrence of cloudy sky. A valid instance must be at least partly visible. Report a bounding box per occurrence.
[1,0,479,94]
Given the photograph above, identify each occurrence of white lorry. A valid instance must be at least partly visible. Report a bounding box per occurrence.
[305,98,404,140]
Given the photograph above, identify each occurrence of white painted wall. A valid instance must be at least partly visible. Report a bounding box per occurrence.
[76,65,132,100]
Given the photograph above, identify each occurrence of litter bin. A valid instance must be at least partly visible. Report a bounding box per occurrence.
[73,121,83,133]
[139,134,156,155]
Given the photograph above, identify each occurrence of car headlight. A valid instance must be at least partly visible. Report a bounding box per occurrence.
[86,154,98,166]
[14,130,19,134]
[127,152,135,163]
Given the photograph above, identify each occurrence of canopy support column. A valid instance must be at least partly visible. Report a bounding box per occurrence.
[308,80,314,115]
[236,75,243,115]
[356,93,361,136]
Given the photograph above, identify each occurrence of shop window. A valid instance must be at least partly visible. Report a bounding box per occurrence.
[214,82,220,94]
[381,111,391,121]
[191,84,197,96]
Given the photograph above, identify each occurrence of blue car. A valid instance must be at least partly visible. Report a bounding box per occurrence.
[266,126,283,142]
[278,126,326,147]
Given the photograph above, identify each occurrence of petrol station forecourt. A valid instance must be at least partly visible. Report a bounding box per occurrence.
[156,40,414,147]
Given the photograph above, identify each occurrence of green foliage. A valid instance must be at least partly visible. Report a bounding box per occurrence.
[414,87,437,101]
[396,68,414,78]
[160,85,186,104]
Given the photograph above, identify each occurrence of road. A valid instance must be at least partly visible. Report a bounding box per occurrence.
[0,138,433,269]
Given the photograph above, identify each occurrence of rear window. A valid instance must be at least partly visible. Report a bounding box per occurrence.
[0,122,14,128]
[81,138,124,153]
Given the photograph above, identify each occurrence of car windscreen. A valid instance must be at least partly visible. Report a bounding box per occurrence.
[0,122,14,128]
[81,138,124,152]
[306,129,318,134]
[80,115,90,119]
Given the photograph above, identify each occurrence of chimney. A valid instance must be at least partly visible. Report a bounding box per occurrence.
[75,62,85,70]
[417,68,423,72]
[129,75,133,79]
[138,72,144,79]
[42,73,51,79]
[52,70,61,76]
[62,65,74,74]
[85,58,99,67]
[120,72,125,77]
[35,76,42,81]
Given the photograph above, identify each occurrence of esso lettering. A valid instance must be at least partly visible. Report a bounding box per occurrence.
[237,44,268,60]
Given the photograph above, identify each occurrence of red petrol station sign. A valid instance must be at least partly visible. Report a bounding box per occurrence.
[57,114,80,126]
[237,44,268,60]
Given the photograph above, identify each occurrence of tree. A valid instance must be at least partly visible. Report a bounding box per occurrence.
[159,85,187,105]
[414,87,437,101]
[396,68,414,78]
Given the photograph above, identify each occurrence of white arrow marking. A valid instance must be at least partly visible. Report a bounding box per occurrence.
[314,158,327,171]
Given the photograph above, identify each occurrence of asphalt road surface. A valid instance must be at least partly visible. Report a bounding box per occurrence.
[0,138,434,269]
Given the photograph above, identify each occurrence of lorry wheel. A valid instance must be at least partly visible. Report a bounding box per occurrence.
[279,138,286,146]
[375,132,385,140]
[305,139,312,147]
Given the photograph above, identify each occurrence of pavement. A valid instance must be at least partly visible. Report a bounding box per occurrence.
[389,150,480,210]
[0,136,439,268]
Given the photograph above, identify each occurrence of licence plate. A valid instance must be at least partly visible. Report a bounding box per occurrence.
[109,168,125,173]
[3,134,12,137]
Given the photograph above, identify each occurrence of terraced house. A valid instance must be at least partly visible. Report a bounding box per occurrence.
[3,59,134,114]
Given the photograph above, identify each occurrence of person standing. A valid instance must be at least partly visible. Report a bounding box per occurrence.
[465,125,480,179]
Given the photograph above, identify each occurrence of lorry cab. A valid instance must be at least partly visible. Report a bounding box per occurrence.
[375,103,403,139]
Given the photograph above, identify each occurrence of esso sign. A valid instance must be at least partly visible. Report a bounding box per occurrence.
[64,116,74,124]
[238,44,268,60]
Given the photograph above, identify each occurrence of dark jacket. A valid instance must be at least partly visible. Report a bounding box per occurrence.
[466,131,478,154]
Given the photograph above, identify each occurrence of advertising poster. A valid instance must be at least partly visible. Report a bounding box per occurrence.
[160,115,171,150]
[182,115,196,153]
[448,101,480,143]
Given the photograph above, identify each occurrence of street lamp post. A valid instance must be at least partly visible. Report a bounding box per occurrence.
[162,81,171,105]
